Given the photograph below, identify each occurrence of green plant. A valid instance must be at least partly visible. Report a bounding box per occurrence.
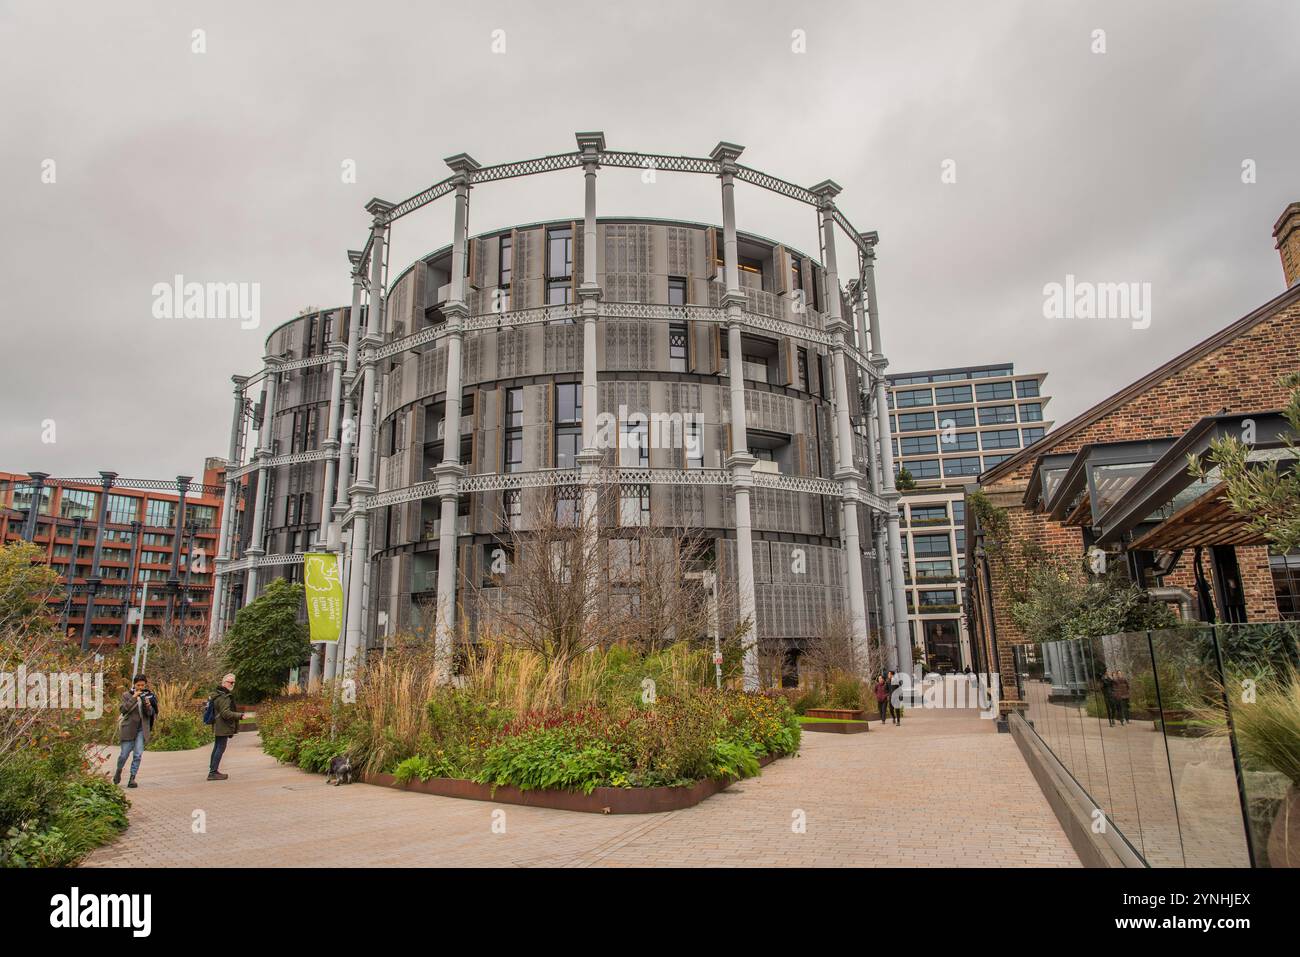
[829,674,864,710]
[218,579,311,701]
[148,712,214,751]
[709,738,761,780]
[1189,371,1300,551]
[392,755,437,785]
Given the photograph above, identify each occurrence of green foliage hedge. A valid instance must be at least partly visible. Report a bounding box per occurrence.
[260,686,801,796]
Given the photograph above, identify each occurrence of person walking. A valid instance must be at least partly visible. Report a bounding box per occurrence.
[114,674,157,788]
[886,670,902,725]
[873,674,889,724]
[1111,670,1131,725]
[1101,671,1118,727]
[207,673,242,781]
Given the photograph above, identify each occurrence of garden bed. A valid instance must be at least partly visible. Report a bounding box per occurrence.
[364,753,779,814]
[804,707,866,721]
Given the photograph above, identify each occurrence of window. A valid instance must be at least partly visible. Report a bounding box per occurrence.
[669,323,687,372]
[975,381,1014,402]
[910,505,948,526]
[943,456,983,477]
[686,422,703,469]
[919,589,959,608]
[621,419,649,467]
[898,459,939,479]
[668,276,687,307]
[940,431,979,452]
[934,385,972,405]
[1019,402,1043,422]
[912,534,951,557]
[499,235,512,288]
[13,483,53,515]
[1016,379,1041,398]
[144,499,175,528]
[748,445,775,462]
[59,489,98,520]
[554,488,579,526]
[1271,550,1300,619]
[913,559,954,581]
[620,484,650,526]
[556,383,581,424]
[1021,427,1047,444]
[742,354,769,384]
[895,388,932,408]
[790,256,802,294]
[951,500,966,526]
[189,504,218,528]
[504,388,523,472]
[503,490,521,529]
[978,405,1017,425]
[546,226,572,306]
[941,408,976,428]
[304,315,317,357]
[896,412,936,433]
[900,435,938,456]
[609,538,642,582]
[982,429,1020,450]
[795,348,808,391]
[983,454,1013,469]
[323,312,334,343]
[555,384,582,468]
[546,226,572,279]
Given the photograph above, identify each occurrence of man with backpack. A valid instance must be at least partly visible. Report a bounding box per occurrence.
[205,673,242,781]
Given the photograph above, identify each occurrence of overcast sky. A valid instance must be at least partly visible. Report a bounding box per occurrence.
[2,0,1296,478]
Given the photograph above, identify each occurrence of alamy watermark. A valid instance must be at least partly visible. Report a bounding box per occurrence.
[0,666,103,719]
[1043,274,1151,330]
[152,275,260,329]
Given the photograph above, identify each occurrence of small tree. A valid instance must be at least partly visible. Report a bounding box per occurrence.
[895,467,916,491]
[1011,562,1178,642]
[219,579,310,701]
[1190,371,1300,552]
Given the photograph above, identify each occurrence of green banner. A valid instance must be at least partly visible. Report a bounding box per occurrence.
[303,552,344,643]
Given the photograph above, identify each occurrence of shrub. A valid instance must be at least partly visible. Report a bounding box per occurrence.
[829,674,864,710]
[392,755,437,785]
[709,737,761,780]
[148,712,213,752]
[219,579,311,701]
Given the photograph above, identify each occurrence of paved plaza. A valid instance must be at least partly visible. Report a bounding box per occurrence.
[84,708,1079,868]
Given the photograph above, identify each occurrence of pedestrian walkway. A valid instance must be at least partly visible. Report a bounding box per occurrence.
[83,708,1079,867]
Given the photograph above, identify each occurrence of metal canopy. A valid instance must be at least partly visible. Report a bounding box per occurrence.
[1093,410,1292,546]
[1023,452,1075,511]
[1042,438,1176,523]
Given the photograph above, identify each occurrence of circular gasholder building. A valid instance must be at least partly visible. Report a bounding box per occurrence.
[213,135,912,689]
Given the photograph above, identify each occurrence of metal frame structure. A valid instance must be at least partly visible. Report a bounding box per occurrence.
[212,134,914,683]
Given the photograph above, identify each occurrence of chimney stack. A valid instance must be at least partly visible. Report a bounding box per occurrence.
[1273,202,1300,288]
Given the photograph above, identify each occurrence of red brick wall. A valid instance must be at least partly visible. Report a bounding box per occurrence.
[973,295,1299,686]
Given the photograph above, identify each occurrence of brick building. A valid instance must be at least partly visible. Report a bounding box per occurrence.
[0,459,232,648]
[966,202,1300,715]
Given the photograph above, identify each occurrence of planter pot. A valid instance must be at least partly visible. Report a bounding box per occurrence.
[1268,784,1300,868]
[805,708,865,721]
[363,754,780,815]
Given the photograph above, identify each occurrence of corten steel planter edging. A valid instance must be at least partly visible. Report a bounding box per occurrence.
[362,754,778,814]
[801,720,870,734]
[804,708,866,721]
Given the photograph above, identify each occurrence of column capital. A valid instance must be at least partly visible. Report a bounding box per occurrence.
[430,462,465,498]
[810,179,843,207]
[444,153,482,181]
[442,301,468,326]
[577,284,603,304]
[175,475,193,492]
[98,471,117,489]
[262,354,285,370]
[722,291,747,313]
[710,141,745,173]
[328,341,347,359]
[365,198,396,223]
[231,374,249,389]
[860,229,879,250]
[575,131,606,159]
